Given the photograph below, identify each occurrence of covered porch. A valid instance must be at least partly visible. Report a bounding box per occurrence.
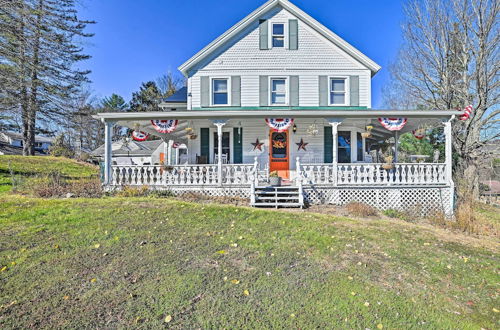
[95,109,461,214]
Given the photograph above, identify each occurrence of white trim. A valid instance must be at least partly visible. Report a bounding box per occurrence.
[269,76,289,106]
[210,77,231,106]
[328,76,350,106]
[178,0,381,75]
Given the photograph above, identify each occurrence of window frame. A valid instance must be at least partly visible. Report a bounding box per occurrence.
[328,76,350,106]
[210,77,231,106]
[270,22,286,48]
[269,77,289,106]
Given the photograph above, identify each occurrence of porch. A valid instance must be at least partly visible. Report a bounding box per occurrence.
[95,108,461,214]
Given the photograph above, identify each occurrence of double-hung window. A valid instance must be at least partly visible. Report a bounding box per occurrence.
[212,79,228,105]
[270,78,287,105]
[330,78,348,105]
[272,23,285,47]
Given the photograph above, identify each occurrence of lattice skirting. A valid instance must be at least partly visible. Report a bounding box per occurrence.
[107,185,251,199]
[303,186,454,216]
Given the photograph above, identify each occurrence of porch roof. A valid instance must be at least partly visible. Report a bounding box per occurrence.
[94,109,463,121]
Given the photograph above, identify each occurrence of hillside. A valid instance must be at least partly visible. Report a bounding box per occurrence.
[0,156,498,328]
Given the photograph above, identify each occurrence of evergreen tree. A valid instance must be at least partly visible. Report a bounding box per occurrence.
[0,0,94,155]
[129,81,163,112]
[101,94,128,112]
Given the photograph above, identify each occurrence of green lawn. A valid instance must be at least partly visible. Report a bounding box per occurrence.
[1,195,498,329]
[0,155,98,193]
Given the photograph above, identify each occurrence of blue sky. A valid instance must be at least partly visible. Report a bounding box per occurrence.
[78,0,404,108]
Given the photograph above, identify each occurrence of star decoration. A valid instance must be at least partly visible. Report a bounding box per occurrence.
[296,138,308,151]
[251,138,264,151]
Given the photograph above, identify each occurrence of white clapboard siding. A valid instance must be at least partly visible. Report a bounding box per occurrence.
[185,119,366,172]
[188,7,373,108]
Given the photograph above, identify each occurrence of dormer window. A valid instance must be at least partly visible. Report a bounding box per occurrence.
[272,23,285,47]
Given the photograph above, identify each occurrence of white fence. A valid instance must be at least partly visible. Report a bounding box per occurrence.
[111,163,257,186]
[299,163,447,186]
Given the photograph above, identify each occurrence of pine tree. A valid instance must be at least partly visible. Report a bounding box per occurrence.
[129,81,163,112]
[0,0,94,155]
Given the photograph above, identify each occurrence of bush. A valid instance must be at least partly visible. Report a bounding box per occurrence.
[115,186,150,197]
[345,202,378,217]
[383,209,405,218]
[27,170,102,198]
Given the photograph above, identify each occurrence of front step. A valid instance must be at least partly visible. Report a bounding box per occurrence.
[251,186,304,208]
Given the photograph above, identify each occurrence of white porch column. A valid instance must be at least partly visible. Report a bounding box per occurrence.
[103,120,114,184]
[444,118,453,184]
[213,120,227,186]
[328,120,342,185]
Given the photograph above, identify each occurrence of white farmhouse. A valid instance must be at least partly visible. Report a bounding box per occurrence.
[95,0,464,214]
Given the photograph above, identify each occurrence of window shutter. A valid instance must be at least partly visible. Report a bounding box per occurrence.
[259,19,268,50]
[318,76,328,106]
[259,76,268,106]
[289,19,298,50]
[231,76,241,107]
[290,76,299,106]
[200,76,210,107]
[233,127,243,164]
[324,126,333,163]
[350,76,359,106]
[200,128,210,160]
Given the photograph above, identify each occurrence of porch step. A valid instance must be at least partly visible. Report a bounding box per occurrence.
[251,186,304,208]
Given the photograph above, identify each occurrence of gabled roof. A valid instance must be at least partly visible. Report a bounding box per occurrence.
[178,0,381,76]
[0,131,53,143]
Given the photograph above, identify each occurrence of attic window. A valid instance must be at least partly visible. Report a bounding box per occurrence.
[272,23,285,47]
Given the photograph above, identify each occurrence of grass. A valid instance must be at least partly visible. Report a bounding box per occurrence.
[0,155,498,328]
[0,155,98,193]
[0,195,498,328]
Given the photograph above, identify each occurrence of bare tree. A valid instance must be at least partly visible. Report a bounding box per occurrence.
[383,0,500,198]
[156,71,185,98]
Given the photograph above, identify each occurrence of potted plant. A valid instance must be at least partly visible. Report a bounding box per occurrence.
[382,155,394,170]
[269,171,282,186]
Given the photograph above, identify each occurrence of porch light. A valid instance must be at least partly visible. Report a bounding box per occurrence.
[292,124,297,133]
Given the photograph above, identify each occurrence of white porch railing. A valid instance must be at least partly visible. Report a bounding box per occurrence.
[299,163,448,186]
[111,163,258,186]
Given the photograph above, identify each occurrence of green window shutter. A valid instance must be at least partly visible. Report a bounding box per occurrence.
[233,127,243,164]
[289,19,298,50]
[200,76,210,107]
[290,76,299,106]
[319,76,328,106]
[231,76,241,106]
[200,128,210,159]
[259,76,268,106]
[259,19,268,50]
[324,126,333,163]
[350,76,359,106]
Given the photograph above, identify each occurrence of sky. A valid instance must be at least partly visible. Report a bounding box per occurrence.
[77,0,405,108]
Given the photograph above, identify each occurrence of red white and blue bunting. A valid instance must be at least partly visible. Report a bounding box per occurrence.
[131,130,149,142]
[265,118,294,132]
[378,118,408,131]
[459,105,473,121]
[151,119,178,134]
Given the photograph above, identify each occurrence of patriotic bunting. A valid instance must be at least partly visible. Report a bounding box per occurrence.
[378,118,408,131]
[459,105,473,121]
[131,131,149,141]
[265,118,294,132]
[151,119,178,133]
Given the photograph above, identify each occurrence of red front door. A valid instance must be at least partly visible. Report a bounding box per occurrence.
[269,130,289,179]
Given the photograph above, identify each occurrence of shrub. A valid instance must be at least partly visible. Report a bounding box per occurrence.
[115,186,150,197]
[26,170,103,198]
[345,202,378,217]
[383,209,404,218]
